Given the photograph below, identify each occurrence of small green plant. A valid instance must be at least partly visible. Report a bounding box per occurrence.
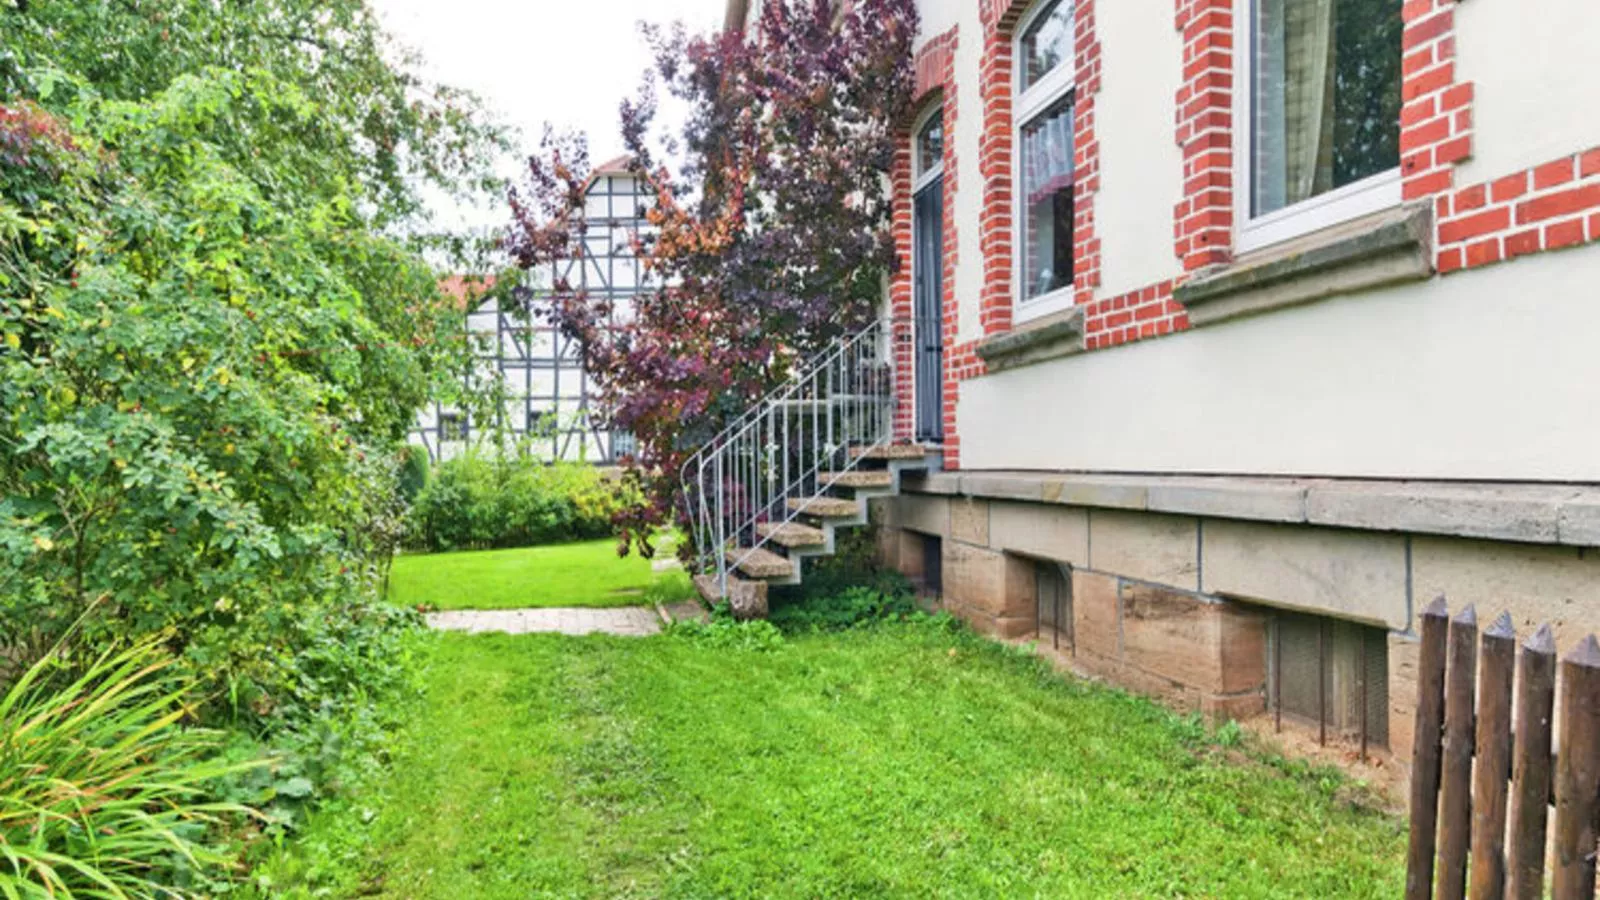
[667,612,786,651]
[0,638,262,898]
[769,585,919,633]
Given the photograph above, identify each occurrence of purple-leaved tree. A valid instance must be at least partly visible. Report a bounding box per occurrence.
[506,0,918,558]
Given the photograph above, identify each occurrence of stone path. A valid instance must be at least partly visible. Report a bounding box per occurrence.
[427,606,663,637]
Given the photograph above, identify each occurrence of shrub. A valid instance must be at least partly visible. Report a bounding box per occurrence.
[397,445,431,505]
[0,639,260,898]
[769,586,919,633]
[406,454,636,552]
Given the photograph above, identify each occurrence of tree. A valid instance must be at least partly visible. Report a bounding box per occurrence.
[505,0,918,557]
[0,1,503,721]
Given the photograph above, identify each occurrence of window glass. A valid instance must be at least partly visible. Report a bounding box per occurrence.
[1021,1,1075,92]
[1252,0,1403,217]
[1020,95,1075,301]
[916,112,944,178]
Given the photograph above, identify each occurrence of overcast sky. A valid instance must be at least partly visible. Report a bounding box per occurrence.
[371,0,728,232]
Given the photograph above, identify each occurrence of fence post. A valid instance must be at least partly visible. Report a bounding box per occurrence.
[1469,612,1516,900]
[1407,597,1451,900]
[1552,635,1600,899]
[1507,623,1557,900]
[1436,605,1479,900]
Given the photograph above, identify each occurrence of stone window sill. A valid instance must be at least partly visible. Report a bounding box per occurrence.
[974,305,1085,374]
[1174,203,1434,327]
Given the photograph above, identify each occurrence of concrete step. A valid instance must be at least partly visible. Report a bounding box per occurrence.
[850,443,938,461]
[727,546,797,579]
[819,470,893,489]
[786,496,862,518]
[756,521,828,549]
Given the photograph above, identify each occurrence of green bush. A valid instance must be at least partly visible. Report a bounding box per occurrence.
[406,454,636,552]
[0,639,261,898]
[769,585,920,632]
[397,445,431,505]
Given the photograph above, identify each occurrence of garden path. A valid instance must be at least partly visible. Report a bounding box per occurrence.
[426,607,662,637]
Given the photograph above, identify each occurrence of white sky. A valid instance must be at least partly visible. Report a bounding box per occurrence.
[372,0,728,233]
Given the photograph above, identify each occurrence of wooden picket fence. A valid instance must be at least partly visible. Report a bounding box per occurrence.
[1406,598,1600,899]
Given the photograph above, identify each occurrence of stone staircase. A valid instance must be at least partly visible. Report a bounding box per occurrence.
[693,443,941,615]
[679,319,938,616]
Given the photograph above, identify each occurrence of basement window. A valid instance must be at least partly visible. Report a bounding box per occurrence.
[1034,560,1073,652]
[1267,609,1388,750]
[921,534,943,597]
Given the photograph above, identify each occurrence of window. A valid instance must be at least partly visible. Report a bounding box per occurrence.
[1034,560,1072,652]
[1267,609,1388,749]
[1238,0,1404,251]
[527,408,557,435]
[1015,0,1077,321]
[439,410,467,442]
[915,109,944,190]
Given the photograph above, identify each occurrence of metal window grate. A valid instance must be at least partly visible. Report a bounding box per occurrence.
[1034,561,1072,652]
[1268,610,1388,751]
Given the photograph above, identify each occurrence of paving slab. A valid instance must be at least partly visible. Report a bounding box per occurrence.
[426,607,662,637]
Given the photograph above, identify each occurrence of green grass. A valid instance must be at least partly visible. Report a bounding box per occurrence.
[260,622,1406,898]
[389,538,689,610]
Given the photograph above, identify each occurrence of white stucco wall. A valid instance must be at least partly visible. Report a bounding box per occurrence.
[913,0,964,53]
[1094,0,1185,298]
[1454,0,1600,185]
[958,241,1600,481]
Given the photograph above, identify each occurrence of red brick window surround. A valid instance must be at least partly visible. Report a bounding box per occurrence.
[978,0,1101,336]
[890,28,958,447]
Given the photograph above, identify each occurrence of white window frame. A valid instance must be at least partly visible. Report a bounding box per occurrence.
[913,103,945,194]
[1013,0,1079,324]
[1232,0,1403,255]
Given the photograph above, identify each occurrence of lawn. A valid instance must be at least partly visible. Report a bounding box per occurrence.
[262,622,1406,898]
[388,538,682,610]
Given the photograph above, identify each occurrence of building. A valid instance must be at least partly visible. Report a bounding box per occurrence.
[411,158,647,464]
[719,0,1600,769]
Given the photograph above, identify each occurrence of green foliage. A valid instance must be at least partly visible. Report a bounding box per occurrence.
[768,527,917,630]
[0,6,500,892]
[397,445,430,505]
[263,627,1406,898]
[0,10,497,729]
[406,454,636,553]
[666,612,786,652]
[768,585,920,633]
[0,638,262,898]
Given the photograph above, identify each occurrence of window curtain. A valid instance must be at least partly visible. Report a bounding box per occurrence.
[1023,104,1074,208]
[1256,0,1338,214]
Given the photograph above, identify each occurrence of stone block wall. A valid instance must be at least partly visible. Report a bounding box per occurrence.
[876,484,1600,780]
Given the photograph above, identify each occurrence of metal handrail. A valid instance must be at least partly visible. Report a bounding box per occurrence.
[679,318,902,596]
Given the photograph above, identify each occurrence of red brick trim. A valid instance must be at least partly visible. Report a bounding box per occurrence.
[889,28,961,459]
[1173,0,1234,272]
[976,0,1102,332]
[1398,0,1471,203]
[1435,147,1600,273]
[1403,2,1600,272]
[913,28,957,105]
[890,140,916,441]
[1071,0,1103,303]
[1084,280,1187,351]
